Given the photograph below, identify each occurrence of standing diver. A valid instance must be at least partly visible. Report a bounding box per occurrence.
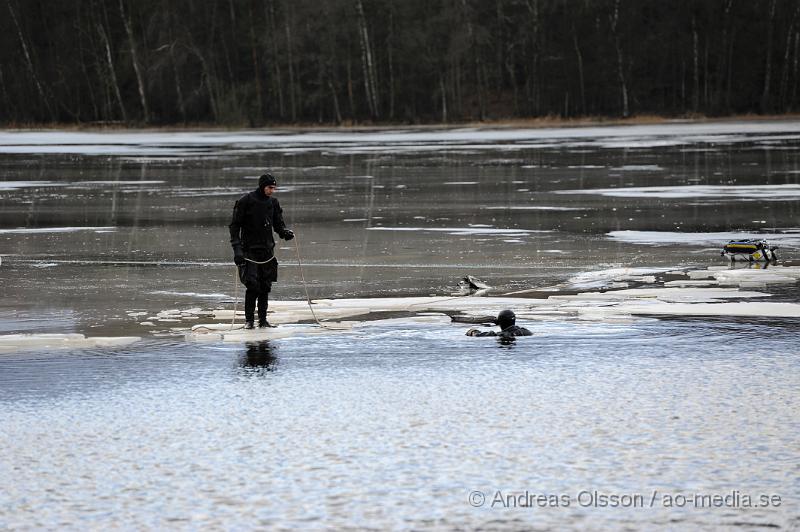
[229,173,294,329]
[466,310,533,338]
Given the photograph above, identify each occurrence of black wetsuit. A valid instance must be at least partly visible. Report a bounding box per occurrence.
[229,189,289,324]
[471,325,533,338]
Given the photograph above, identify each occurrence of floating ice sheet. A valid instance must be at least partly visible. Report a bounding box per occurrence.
[367,227,550,235]
[615,301,800,318]
[0,181,68,190]
[557,184,800,199]
[149,290,232,299]
[189,323,353,342]
[0,334,141,353]
[5,120,800,155]
[169,270,800,342]
[0,226,116,234]
[607,230,800,248]
[611,165,665,171]
[566,267,673,288]
[69,180,165,186]
[483,206,586,211]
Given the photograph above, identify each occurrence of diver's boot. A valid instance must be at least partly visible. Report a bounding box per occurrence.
[257,311,273,328]
[244,321,255,330]
[257,296,273,328]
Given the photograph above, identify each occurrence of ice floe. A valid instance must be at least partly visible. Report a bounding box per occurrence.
[166,266,800,341]
[565,267,672,289]
[483,206,586,211]
[3,264,791,352]
[149,290,232,299]
[0,334,141,353]
[607,230,800,248]
[69,180,165,186]
[557,184,800,199]
[0,181,68,190]
[367,227,550,235]
[611,165,665,171]
[612,301,800,318]
[189,322,355,342]
[0,226,116,234]
[5,120,800,155]
[175,289,799,342]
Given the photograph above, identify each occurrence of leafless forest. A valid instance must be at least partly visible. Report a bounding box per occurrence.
[1,0,798,125]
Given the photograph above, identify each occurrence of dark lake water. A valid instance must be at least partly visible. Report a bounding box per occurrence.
[1,122,798,529]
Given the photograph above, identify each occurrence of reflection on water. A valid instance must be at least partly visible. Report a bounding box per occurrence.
[238,341,278,373]
[0,320,797,529]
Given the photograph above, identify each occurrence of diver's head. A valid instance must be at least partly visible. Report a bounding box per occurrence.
[258,173,277,196]
[497,309,516,329]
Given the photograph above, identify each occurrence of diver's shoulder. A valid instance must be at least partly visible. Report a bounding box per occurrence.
[236,191,254,204]
[516,326,533,336]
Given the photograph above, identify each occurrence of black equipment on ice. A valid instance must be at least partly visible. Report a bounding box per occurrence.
[720,239,777,262]
[455,275,491,296]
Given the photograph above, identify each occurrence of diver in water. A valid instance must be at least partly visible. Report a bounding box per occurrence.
[229,173,294,329]
[466,310,533,338]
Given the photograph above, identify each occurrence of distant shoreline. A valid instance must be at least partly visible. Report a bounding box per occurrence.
[3,113,800,132]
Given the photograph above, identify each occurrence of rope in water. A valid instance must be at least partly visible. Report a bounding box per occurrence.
[231,266,239,330]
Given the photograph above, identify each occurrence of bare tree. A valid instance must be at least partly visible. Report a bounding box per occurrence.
[6,0,52,120]
[284,0,297,122]
[610,0,629,117]
[761,0,777,112]
[692,14,700,112]
[572,24,586,116]
[779,3,800,110]
[356,0,379,119]
[248,0,263,122]
[266,0,285,120]
[525,0,540,116]
[793,31,800,110]
[119,0,149,122]
[97,19,127,122]
[0,65,11,121]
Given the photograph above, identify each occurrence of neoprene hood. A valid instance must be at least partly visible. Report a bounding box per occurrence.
[259,173,277,189]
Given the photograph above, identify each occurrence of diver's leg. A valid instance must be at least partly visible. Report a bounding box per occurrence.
[258,281,272,327]
[244,289,256,328]
[257,293,268,327]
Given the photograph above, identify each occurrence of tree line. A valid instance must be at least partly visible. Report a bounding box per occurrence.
[1,0,798,126]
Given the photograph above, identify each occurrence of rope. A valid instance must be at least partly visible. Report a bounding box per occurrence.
[292,235,349,330]
[229,237,348,331]
[230,266,239,330]
[245,256,276,265]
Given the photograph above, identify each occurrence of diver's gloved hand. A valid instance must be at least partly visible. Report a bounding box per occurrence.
[281,229,295,241]
[465,328,479,336]
[233,245,245,266]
